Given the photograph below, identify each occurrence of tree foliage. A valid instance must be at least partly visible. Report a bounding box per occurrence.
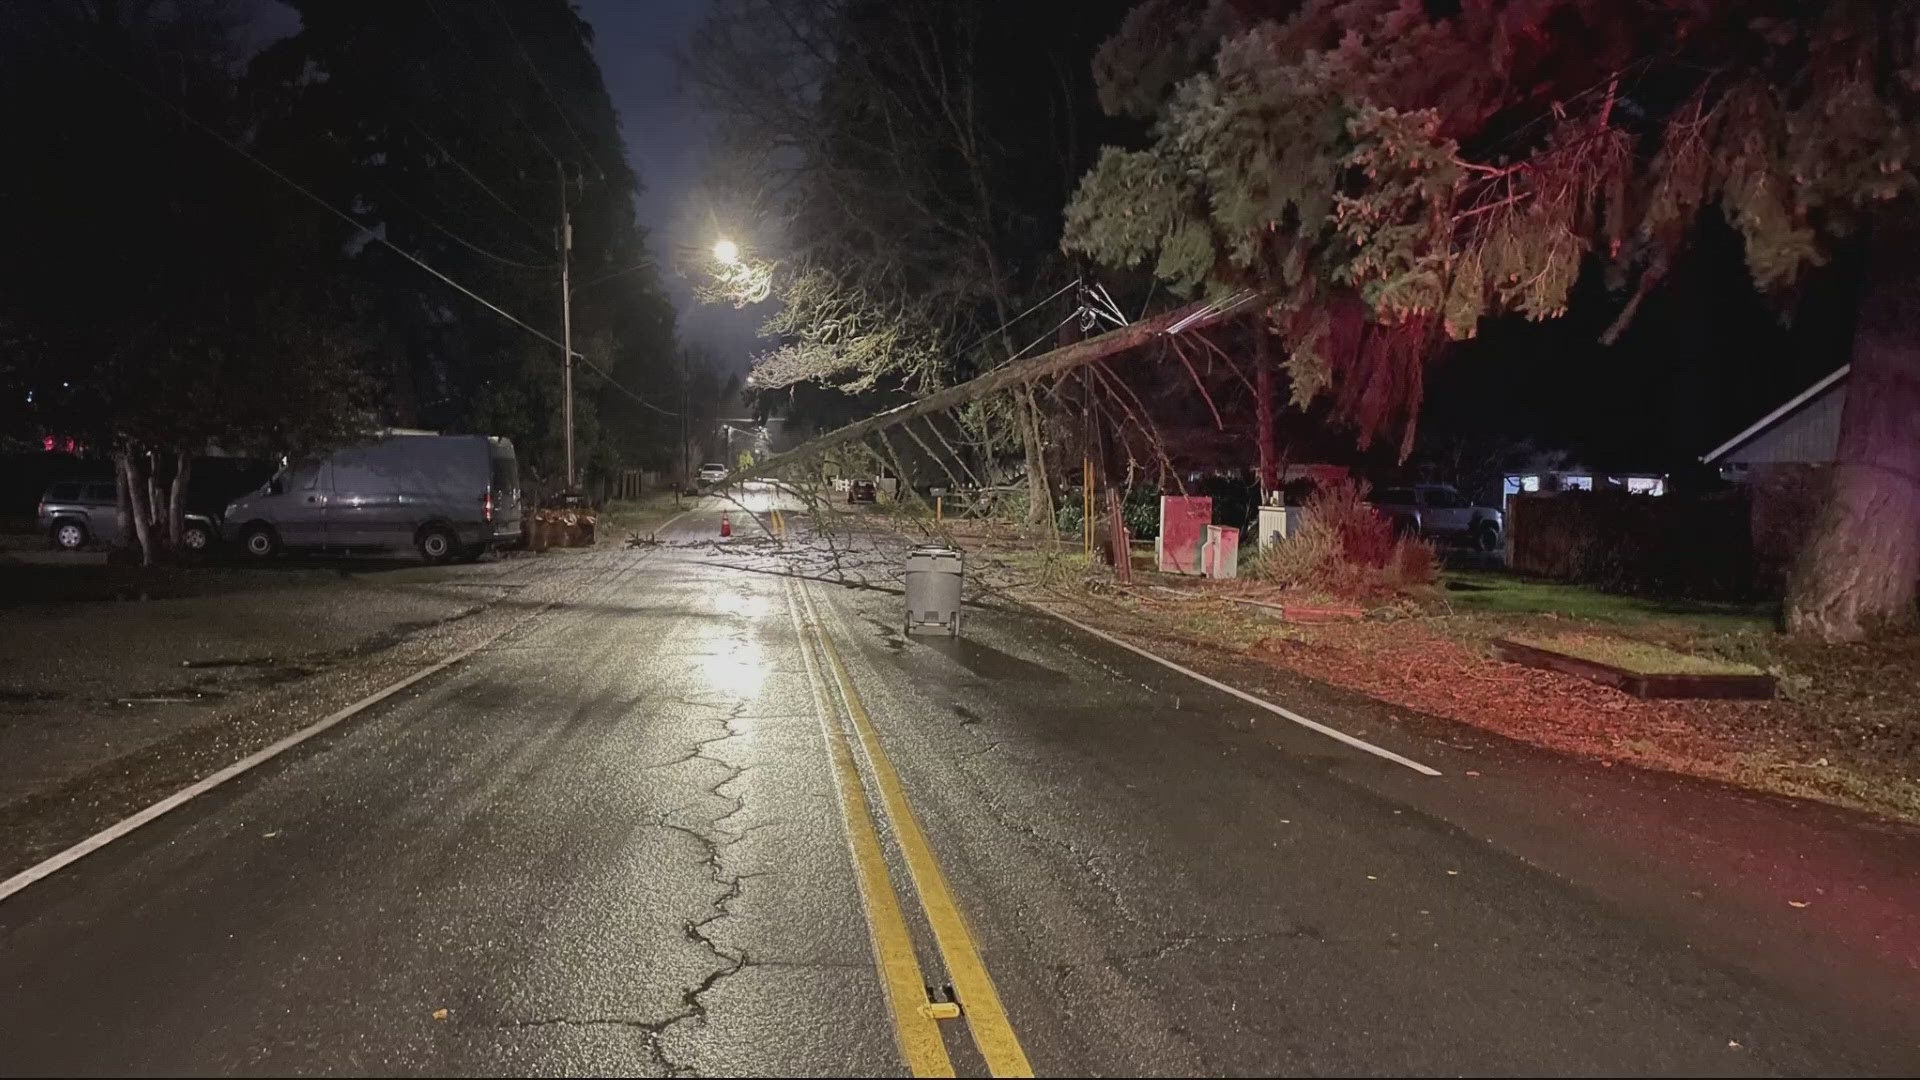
[1065,0,1920,448]
[687,2,1133,411]
[0,1,381,560]
[254,0,678,485]
[1,1,374,460]
[2,0,681,533]
[1068,0,1920,639]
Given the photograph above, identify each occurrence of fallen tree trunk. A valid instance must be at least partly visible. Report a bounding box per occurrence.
[728,296,1248,485]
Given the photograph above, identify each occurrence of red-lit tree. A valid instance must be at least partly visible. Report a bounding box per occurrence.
[1065,0,1920,641]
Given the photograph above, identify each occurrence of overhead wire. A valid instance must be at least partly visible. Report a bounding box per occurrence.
[574,255,662,291]
[485,0,606,181]
[402,116,551,244]
[955,278,1078,359]
[329,16,559,249]
[364,175,556,270]
[59,26,681,418]
[421,0,569,166]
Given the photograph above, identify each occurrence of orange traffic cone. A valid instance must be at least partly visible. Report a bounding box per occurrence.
[720,511,732,537]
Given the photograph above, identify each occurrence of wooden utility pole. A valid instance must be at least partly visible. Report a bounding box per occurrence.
[558,160,575,491]
[1256,320,1276,500]
[678,348,689,504]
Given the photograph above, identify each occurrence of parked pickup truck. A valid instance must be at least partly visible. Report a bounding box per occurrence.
[1368,483,1504,552]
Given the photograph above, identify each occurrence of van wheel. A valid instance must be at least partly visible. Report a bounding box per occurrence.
[1472,522,1501,553]
[240,525,280,559]
[181,521,213,553]
[417,526,457,564]
[50,520,89,550]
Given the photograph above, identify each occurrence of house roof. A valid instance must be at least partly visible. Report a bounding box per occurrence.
[1700,364,1850,465]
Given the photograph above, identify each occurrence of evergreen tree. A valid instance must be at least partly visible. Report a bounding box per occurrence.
[1065,0,1920,640]
[253,0,678,487]
[0,0,373,563]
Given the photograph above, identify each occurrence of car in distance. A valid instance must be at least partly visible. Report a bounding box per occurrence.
[847,479,877,504]
[223,434,520,563]
[697,462,729,489]
[1368,483,1504,552]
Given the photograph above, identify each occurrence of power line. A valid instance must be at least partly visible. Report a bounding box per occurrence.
[573,256,661,291]
[332,18,557,249]
[574,353,678,417]
[956,278,1079,359]
[402,116,551,244]
[420,0,569,167]
[485,0,605,181]
[63,30,680,418]
[366,173,556,270]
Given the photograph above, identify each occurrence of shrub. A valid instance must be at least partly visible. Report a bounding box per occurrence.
[1508,491,1754,599]
[1383,532,1439,589]
[1253,515,1354,591]
[1253,478,1434,598]
[1055,498,1084,535]
[1123,485,1161,539]
[1314,477,1396,569]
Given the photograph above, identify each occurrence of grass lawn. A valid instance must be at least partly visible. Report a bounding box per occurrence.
[1439,568,1777,632]
[1504,630,1766,676]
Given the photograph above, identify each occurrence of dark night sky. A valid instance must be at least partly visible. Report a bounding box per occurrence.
[574,0,765,375]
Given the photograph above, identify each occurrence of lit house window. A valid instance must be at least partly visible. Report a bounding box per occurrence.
[1626,476,1666,496]
[1563,475,1594,491]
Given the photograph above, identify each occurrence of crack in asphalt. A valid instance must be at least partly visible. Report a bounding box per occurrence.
[496,1011,683,1075]
[632,703,768,1077]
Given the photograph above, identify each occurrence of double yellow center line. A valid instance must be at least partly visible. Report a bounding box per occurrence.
[785,577,1034,1078]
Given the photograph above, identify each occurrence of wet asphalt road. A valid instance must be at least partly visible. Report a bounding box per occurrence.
[2,489,1916,1076]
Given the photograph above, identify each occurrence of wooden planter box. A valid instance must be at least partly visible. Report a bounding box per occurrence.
[1491,638,1774,700]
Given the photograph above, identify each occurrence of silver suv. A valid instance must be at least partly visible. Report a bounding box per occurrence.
[1369,483,1504,552]
[38,480,119,550]
[38,480,217,551]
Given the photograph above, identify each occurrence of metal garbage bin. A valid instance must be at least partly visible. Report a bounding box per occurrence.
[903,545,963,636]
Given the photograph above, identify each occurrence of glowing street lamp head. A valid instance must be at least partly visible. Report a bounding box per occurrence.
[713,238,740,265]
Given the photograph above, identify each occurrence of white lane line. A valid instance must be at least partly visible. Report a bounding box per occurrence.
[0,609,545,904]
[656,504,698,535]
[1042,607,1442,777]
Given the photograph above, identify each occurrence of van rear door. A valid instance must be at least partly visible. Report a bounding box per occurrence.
[488,438,521,537]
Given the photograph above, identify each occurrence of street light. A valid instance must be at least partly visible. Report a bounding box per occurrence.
[713,238,740,266]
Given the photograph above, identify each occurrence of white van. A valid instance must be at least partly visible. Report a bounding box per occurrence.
[224,434,521,562]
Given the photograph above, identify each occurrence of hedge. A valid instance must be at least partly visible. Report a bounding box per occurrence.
[1507,491,1755,599]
